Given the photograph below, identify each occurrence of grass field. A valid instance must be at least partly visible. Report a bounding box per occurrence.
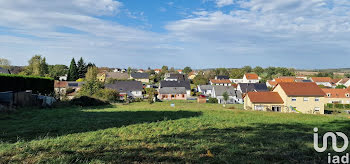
[1,101,350,163]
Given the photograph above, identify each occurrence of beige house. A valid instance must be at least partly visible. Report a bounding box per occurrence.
[244,82,325,114]
[322,88,350,104]
[130,73,150,83]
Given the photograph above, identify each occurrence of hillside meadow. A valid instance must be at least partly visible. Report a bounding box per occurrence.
[0,101,350,163]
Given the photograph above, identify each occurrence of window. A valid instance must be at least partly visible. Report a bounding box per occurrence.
[292,97,297,101]
[346,94,350,98]
[315,98,320,102]
[254,105,264,111]
[327,93,331,97]
[272,106,281,112]
[314,107,320,112]
[304,97,309,102]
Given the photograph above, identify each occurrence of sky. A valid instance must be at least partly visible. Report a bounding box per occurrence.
[1,0,350,69]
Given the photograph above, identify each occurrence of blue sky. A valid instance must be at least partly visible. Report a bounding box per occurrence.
[1,0,350,69]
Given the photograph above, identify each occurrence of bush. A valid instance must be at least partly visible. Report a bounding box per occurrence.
[134,98,143,102]
[345,104,350,109]
[94,88,120,102]
[335,104,344,109]
[208,98,218,104]
[70,96,109,107]
[0,74,53,94]
[326,103,334,109]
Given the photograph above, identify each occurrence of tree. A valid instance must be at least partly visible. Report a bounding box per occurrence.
[230,69,245,79]
[336,85,347,89]
[253,66,264,75]
[161,66,168,73]
[127,67,132,74]
[223,91,229,104]
[193,75,208,86]
[183,66,192,74]
[25,55,49,76]
[345,74,350,78]
[77,57,87,78]
[0,58,10,69]
[79,67,103,96]
[48,65,68,80]
[169,67,175,73]
[242,66,252,73]
[67,58,78,81]
[86,62,95,68]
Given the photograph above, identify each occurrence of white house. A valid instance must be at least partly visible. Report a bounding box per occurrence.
[211,86,243,104]
[311,77,333,88]
[197,85,214,96]
[210,79,232,86]
[230,73,260,84]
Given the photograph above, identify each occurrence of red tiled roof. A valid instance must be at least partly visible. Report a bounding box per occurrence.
[245,73,259,80]
[267,80,278,87]
[275,78,295,83]
[311,77,332,83]
[210,79,231,84]
[247,92,284,104]
[54,81,67,88]
[322,89,350,98]
[276,82,325,97]
[338,78,350,84]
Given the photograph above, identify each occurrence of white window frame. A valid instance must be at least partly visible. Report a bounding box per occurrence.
[303,97,309,102]
[315,98,320,102]
[314,107,320,112]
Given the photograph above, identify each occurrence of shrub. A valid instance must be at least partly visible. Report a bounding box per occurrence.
[94,88,120,102]
[0,74,53,94]
[208,98,218,104]
[70,96,109,107]
[326,103,334,109]
[335,104,344,109]
[134,98,143,102]
[344,104,350,109]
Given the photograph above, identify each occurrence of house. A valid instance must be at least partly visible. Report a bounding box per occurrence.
[188,71,198,80]
[105,81,143,99]
[245,82,325,114]
[244,92,284,112]
[237,83,268,94]
[154,69,161,74]
[242,73,260,83]
[215,75,229,80]
[322,88,350,104]
[266,77,297,88]
[0,67,10,74]
[266,80,278,88]
[273,82,325,114]
[177,70,183,74]
[197,85,214,96]
[311,77,333,87]
[101,72,129,82]
[164,73,188,81]
[54,81,84,99]
[230,73,260,84]
[211,86,243,104]
[336,78,350,87]
[59,74,67,81]
[130,73,150,83]
[137,69,145,73]
[210,79,232,86]
[159,80,191,96]
[158,87,187,100]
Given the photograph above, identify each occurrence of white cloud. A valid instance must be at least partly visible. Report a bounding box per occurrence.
[216,0,234,7]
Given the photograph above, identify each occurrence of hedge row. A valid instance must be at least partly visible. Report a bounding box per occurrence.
[0,74,54,95]
[326,103,350,109]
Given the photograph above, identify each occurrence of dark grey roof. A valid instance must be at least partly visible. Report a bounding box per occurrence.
[131,73,149,79]
[106,72,129,80]
[67,82,84,88]
[198,85,213,91]
[0,67,10,74]
[159,87,186,94]
[216,75,229,80]
[166,74,188,81]
[238,83,268,93]
[213,86,242,98]
[105,81,143,93]
[160,80,191,90]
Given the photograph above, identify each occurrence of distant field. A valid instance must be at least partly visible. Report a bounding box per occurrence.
[1,101,350,163]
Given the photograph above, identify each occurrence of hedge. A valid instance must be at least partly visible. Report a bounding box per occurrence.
[0,74,54,95]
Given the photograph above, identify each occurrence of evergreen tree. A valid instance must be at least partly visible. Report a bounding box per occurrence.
[77,57,87,78]
[67,58,78,81]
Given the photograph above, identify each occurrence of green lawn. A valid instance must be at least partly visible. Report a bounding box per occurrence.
[1,101,350,163]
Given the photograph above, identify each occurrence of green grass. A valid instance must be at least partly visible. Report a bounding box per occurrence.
[1,101,350,163]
